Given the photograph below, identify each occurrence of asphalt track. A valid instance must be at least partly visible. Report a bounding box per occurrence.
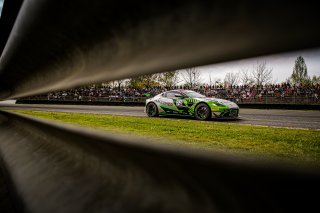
[1,103,320,130]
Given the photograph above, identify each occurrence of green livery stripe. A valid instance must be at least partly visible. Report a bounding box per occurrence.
[160,105,176,110]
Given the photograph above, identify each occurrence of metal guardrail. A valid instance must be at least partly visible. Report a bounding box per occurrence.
[1,110,319,213]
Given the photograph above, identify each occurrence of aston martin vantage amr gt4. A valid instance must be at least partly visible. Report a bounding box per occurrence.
[145,90,239,120]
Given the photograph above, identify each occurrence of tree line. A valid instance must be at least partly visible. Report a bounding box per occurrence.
[223,56,319,88]
[102,56,319,90]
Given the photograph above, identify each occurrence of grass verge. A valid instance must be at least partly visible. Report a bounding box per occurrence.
[10,110,320,165]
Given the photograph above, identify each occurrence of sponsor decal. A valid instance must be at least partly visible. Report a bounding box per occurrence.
[155,99,174,106]
[185,98,198,103]
[176,99,183,107]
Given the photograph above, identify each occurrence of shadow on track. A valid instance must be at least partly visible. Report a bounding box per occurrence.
[156,115,242,123]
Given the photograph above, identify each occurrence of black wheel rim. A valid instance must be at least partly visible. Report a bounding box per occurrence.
[196,106,208,119]
[147,104,156,116]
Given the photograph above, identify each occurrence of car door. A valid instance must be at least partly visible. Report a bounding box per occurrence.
[167,91,190,113]
[157,92,180,113]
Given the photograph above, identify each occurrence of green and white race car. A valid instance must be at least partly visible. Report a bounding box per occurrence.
[145,90,239,120]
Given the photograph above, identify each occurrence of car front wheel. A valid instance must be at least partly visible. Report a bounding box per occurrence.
[194,103,211,120]
[146,102,159,117]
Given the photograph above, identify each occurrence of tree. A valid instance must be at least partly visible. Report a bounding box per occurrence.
[158,71,180,89]
[224,72,239,88]
[311,75,320,85]
[128,73,159,89]
[181,67,202,89]
[291,56,309,84]
[239,68,254,85]
[251,61,273,86]
[141,74,159,88]
[101,82,111,88]
[116,79,125,91]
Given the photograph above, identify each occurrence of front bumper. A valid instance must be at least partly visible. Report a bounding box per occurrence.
[212,108,239,119]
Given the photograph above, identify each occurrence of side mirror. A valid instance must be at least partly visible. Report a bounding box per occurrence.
[175,94,183,98]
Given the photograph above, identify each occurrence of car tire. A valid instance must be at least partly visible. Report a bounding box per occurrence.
[194,103,211,120]
[146,102,159,117]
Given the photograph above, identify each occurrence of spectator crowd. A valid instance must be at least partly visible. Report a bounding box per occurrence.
[21,82,320,104]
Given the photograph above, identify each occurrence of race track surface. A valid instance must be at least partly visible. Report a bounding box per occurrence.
[1,103,320,130]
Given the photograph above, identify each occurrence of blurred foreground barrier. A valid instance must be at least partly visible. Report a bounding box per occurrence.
[1,1,320,99]
[1,110,319,213]
[1,0,320,212]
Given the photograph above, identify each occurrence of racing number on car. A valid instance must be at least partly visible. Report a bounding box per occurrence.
[176,99,183,107]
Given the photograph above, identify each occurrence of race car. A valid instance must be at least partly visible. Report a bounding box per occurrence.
[145,90,239,120]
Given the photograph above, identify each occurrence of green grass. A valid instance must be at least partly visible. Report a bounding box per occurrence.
[11,110,320,165]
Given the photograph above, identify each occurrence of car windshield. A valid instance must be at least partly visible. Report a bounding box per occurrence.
[184,91,205,98]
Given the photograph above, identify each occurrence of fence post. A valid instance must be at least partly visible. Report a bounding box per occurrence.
[266,95,267,105]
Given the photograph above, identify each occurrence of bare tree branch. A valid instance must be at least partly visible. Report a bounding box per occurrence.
[224,72,239,88]
[239,68,253,85]
[252,61,273,86]
[181,67,202,89]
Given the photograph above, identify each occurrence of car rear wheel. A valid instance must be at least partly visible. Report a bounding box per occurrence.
[146,102,159,117]
[194,103,211,120]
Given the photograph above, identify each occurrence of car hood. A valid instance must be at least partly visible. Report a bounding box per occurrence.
[196,97,239,108]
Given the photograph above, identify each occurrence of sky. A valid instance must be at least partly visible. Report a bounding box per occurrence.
[194,48,320,84]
